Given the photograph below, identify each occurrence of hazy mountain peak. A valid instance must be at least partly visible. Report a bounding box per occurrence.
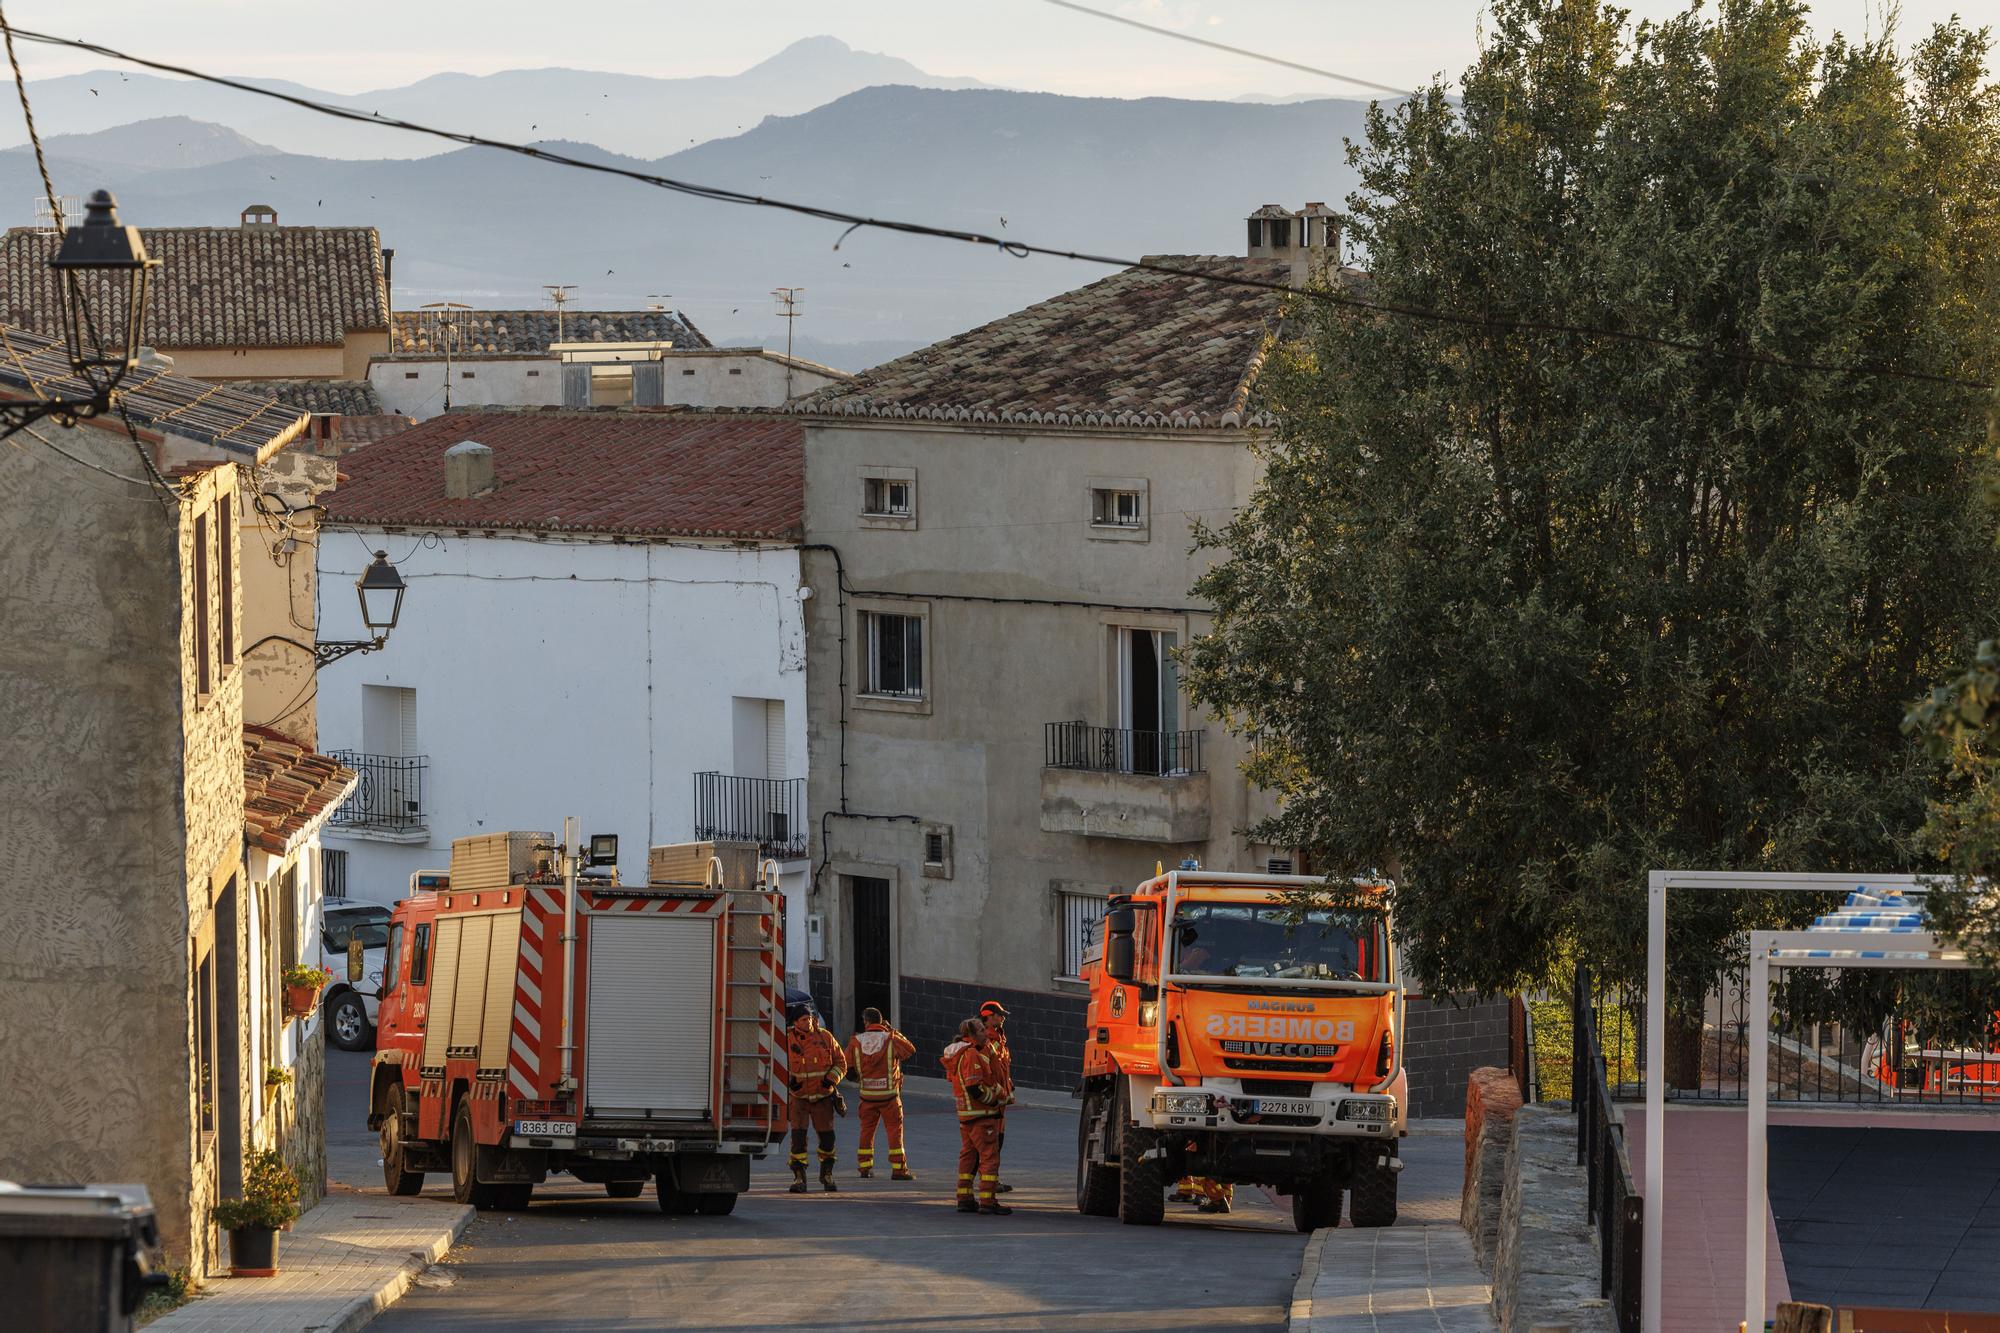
[35,115,280,170]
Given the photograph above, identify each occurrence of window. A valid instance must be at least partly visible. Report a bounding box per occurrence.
[921,823,952,879]
[682,368,696,376]
[525,369,540,378]
[1092,488,1143,528]
[218,494,234,666]
[322,848,348,901]
[383,921,405,995]
[727,367,742,375]
[323,904,392,953]
[1086,477,1149,541]
[195,945,216,1144]
[926,833,944,864]
[409,922,431,985]
[280,864,298,968]
[193,510,211,695]
[1058,890,1109,982]
[1266,857,1294,875]
[863,477,913,518]
[858,466,918,529]
[862,612,924,699]
[404,371,419,379]
[460,370,475,380]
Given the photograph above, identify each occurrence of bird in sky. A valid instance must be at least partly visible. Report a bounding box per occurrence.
[606,269,615,275]
[317,199,323,207]
[1000,217,1008,228]
[269,175,277,181]
[89,88,99,96]
[531,124,537,130]
[842,262,851,268]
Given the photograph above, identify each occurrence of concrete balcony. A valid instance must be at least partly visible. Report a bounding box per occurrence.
[1039,722,1210,843]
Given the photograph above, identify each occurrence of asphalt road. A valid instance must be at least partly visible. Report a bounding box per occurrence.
[326,1049,1462,1332]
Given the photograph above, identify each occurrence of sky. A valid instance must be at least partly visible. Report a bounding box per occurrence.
[1,0,1978,98]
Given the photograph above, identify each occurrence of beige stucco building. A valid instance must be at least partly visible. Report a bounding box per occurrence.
[0,330,355,1271]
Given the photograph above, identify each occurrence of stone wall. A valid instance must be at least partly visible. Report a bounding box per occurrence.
[1404,994,1514,1119]
[898,974,1089,1091]
[1489,1105,1616,1333]
[1461,1067,1523,1267]
[0,423,199,1266]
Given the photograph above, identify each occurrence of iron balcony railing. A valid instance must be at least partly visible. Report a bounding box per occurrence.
[328,752,427,832]
[693,773,808,860]
[1044,721,1205,777]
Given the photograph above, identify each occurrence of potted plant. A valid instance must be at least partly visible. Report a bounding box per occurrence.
[282,963,332,1020]
[212,1150,300,1276]
[263,1065,292,1095]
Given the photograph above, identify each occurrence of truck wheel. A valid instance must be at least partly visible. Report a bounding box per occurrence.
[1075,1088,1118,1217]
[606,1181,645,1199]
[490,1184,533,1211]
[1290,1175,1342,1233]
[1118,1112,1166,1227]
[380,1085,424,1197]
[328,991,374,1051]
[693,1192,738,1216]
[1348,1158,1399,1228]
[450,1100,498,1209]
[656,1179,698,1215]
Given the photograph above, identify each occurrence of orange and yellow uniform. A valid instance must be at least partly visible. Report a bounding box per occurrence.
[944,1037,1005,1207]
[786,1017,847,1177]
[846,1022,916,1176]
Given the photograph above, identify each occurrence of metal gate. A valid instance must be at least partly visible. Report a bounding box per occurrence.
[850,876,893,1029]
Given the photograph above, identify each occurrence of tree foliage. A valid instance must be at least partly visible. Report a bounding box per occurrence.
[1186,0,2000,1003]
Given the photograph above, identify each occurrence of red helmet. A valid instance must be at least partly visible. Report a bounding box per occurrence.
[979,1000,1009,1018]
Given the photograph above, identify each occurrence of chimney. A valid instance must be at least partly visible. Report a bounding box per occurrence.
[381,247,395,314]
[443,440,495,498]
[241,203,279,228]
[1246,202,1340,285]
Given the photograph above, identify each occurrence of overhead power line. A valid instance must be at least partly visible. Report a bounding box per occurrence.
[4,25,1993,394]
[1037,0,1420,99]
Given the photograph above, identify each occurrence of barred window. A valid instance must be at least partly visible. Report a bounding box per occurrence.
[1058,890,1108,982]
[322,848,348,901]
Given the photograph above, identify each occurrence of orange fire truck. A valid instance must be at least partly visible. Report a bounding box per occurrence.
[1075,867,1406,1232]
[365,825,787,1213]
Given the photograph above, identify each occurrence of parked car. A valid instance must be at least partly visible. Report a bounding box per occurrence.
[320,902,391,1051]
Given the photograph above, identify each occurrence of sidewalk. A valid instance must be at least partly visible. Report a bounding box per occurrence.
[153,1191,471,1333]
[1289,1225,1496,1333]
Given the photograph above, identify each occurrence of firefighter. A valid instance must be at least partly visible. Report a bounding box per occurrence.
[846,1006,916,1180]
[1173,1175,1234,1214]
[979,1000,1016,1193]
[786,1006,848,1193]
[944,1018,1010,1215]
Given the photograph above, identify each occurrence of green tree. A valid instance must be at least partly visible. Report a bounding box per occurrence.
[1186,0,2000,1018]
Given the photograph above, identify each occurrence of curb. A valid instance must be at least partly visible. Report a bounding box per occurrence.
[322,1202,474,1333]
[1287,1226,1330,1331]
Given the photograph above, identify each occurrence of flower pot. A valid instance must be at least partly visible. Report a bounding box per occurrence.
[227,1223,279,1276]
[282,983,320,1020]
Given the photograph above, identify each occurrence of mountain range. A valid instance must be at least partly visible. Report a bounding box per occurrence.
[9,37,986,161]
[5,69,1377,368]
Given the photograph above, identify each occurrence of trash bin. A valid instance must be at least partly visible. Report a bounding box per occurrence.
[0,1182,167,1333]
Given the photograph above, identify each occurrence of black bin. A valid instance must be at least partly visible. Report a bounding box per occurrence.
[0,1183,166,1333]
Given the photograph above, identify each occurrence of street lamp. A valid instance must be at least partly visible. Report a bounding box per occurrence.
[1,189,159,438]
[244,550,409,668]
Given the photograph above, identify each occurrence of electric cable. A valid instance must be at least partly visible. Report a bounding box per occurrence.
[4,24,1991,394]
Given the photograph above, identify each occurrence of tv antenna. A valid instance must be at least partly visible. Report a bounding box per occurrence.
[542,284,578,344]
[771,287,804,399]
[646,293,673,312]
[421,301,473,409]
[33,194,76,234]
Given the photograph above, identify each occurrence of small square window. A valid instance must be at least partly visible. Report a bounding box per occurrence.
[1092,489,1143,528]
[921,824,953,879]
[728,367,742,375]
[682,368,696,376]
[403,371,419,380]
[926,833,944,863]
[461,370,475,380]
[526,369,540,378]
[864,477,913,518]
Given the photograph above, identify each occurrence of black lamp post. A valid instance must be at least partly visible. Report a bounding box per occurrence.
[245,551,409,668]
[2,189,158,438]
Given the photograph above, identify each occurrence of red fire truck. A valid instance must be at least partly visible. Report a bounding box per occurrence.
[365,826,787,1213]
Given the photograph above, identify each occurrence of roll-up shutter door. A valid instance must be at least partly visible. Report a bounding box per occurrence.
[584,914,715,1116]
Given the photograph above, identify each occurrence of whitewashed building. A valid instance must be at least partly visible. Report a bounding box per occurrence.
[315,409,812,980]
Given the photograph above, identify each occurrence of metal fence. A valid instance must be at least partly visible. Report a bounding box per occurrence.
[1573,966,1643,1333]
[1574,958,2000,1107]
[693,773,808,860]
[1043,721,1205,776]
[1508,994,1537,1103]
[327,752,426,832]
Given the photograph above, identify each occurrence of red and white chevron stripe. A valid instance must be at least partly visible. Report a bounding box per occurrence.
[506,887,561,1100]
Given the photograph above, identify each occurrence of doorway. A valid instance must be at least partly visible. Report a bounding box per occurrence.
[215,876,244,1196]
[848,876,893,1031]
[1112,627,1179,774]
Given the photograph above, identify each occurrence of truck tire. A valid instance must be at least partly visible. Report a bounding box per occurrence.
[490,1184,533,1211]
[693,1191,738,1216]
[380,1085,424,1196]
[328,990,374,1051]
[451,1099,499,1209]
[606,1181,645,1199]
[1348,1159,1399,1227]
[656,1178,698,1215]
[1075,1088,1118,1217]
[1290,1176,1342,1233]
[1117,1092,1166,1227]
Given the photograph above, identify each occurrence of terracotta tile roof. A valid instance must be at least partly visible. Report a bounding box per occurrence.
[0,326,307,456]
[1,224,388,350]
[243,724,358,855]
[226,379,383,415]
[390,309,710,355]
[798,256,1301,430]
[323,410,801,540]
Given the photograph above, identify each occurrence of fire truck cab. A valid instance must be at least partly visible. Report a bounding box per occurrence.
[1075,868,1406,1232]
[366,828,786,1214]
